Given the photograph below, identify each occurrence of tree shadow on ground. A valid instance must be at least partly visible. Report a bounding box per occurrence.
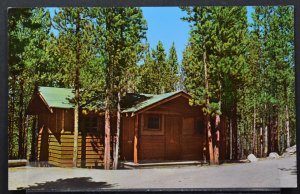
[279,165,297,175]
[17,177,116,191]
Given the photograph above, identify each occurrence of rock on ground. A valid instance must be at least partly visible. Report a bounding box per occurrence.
[285,145,296,155]
[281,152,291,158]
[247,154,258,162]
[268,152,280,159]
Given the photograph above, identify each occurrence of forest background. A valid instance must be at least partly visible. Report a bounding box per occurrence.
[8,6,295,166]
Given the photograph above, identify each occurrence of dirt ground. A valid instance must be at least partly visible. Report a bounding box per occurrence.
[8,155,297,191]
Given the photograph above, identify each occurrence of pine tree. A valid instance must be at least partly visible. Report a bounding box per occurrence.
[52,8,99,167]
[8,8,53,159]
[182,6,249,163]
[138,47,157,94]
[152,41,168,94]
[166,42,180,91]
[95,7,147,169]
[181,6,215,164]
[138,41,178,94]
[244,6,295,157]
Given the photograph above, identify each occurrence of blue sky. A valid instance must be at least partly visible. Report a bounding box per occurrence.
[142,7,254,62]
[49,7,254,63]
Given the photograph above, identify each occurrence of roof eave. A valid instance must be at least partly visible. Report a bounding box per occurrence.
[125,91,191,116]
[38,92,53,113]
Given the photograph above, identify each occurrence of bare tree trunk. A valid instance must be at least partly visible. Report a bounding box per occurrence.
[229,117,232,160]
[213,114,220,164]
[268,105,279,153]
[24,115,29,160]
[264,125,268,156]
[241,130,244,159]
[272,106,279,153]
[260,118,263,158]
[203,39,214,165]
[232,105,238,160]
[73,103,79,167]
[252,105,257,155]
[104,101,111,170]
[285,104,290,148]
[283,83,290,148]
[18,78,25,159]
[73,10,81,168]
[113,92,121,169]
[264,105,268,156]
[30,115,38,161]
[9,75,16,158]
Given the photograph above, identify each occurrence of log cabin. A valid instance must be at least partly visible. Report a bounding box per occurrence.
[27,86,226,168]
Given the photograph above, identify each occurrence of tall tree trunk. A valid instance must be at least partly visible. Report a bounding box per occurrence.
[30,115,38,161]
[73,10,81,168]
[232,104,238,160]
[284,83,290,148]
[24,115,29,159]
[9,75,16,158]
[274,106,279,153]
[260,118,263,158]
[252,105,257,155]
[214,114,220,164]
[113,92,121,169]
[104,103,111,169]
[73,101,79,167]
[18,78,25,159]
[203,38,214,165]
[269,105,279,153]
[264,105,268,156]
[229,117,232,160]
[264,125,268,156]
[285,104,290,148]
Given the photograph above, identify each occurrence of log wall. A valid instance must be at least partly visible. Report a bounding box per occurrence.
[38,131,104,168]
[36,107,105,168]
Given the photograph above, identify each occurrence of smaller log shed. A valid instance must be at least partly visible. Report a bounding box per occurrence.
[27,87,106,168]
[28,86,226,168]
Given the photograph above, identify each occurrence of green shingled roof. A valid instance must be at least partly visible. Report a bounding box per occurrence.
[37,86,188,112]
[122,91,185,113]
[39,86,74,109]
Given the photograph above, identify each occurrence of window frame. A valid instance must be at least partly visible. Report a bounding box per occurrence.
[84,115,99,133]
[144,114,161,131]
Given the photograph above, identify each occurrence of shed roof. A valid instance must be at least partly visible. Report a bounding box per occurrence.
[38,86,74,109]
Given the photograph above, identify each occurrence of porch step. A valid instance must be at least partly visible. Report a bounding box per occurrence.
[122,160,207,168]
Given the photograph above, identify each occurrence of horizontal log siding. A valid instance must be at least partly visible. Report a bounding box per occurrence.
[37,132,104,168]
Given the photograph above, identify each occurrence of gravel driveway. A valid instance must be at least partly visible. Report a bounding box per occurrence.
[9,155,297,191]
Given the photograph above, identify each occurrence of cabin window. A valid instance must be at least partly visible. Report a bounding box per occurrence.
[85,116,99,133]
[145,114,161,130]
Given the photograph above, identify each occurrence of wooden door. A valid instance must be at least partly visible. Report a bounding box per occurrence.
[165,116,181,160]
[122,117,135,161]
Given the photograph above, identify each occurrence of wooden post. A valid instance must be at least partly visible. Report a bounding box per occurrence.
[133,114,139,164]
[61,110,65,133]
